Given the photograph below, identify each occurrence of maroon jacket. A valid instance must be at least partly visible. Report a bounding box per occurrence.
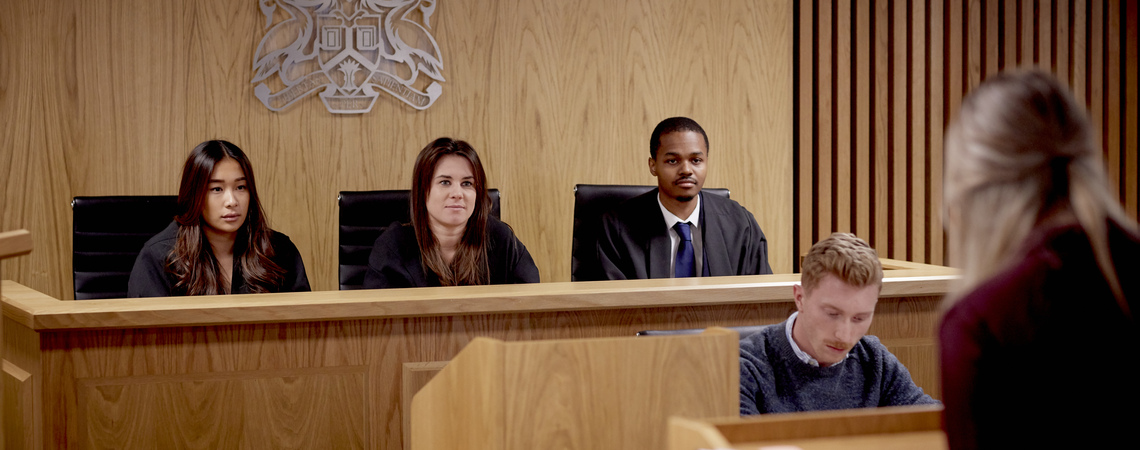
[939,221,1140,449]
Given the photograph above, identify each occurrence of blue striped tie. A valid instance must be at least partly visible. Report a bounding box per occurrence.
[674,222,695,278]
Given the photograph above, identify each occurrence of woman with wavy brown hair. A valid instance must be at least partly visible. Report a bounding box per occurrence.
[939,71,1139,449]
[128,140,310,296]
[364,137,539,288]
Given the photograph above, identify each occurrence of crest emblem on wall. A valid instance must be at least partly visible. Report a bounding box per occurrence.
[252,0,444,113]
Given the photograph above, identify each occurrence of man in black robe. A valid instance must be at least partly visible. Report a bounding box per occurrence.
[595,117,772,279]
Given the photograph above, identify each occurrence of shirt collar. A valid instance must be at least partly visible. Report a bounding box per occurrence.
[785,311,849,367]
[656,191,701,230]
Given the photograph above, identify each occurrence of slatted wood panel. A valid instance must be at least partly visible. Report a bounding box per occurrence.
[0,0,794,299]
[795,0,1140,270]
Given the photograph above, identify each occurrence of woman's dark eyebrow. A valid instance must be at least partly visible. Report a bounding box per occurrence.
[208,177,247,183]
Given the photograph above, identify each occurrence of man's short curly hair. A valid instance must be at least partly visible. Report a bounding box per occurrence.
[800,233,883,293]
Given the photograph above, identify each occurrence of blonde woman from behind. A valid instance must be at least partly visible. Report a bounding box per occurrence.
[940,70,1140,450]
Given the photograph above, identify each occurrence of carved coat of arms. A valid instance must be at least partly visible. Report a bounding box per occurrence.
[252,0,444,113]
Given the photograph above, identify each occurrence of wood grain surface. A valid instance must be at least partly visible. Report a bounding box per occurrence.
[77,367,366,449]
[3,361,34,450]
[412,329,739,450]
[401,361,448,450]
[500,331,738,450]
[669,404,945,450]
[2,304,42,450]
[718,404,942,442]
[6,0,1137,294]
[1,262,955,330]
[409,338,504,450]
[1,229,33,447]
[3,266,950,449]
[0,231,33,260]
[727,431,947,450]
[0,0,794,299]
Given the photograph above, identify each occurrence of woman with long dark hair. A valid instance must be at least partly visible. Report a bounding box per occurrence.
[939,71,1139,448]
[364,138,539,288]
[128,140,310,296]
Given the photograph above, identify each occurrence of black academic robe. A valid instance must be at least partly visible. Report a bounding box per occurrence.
[596,189,772,279]
[127,222,311,297]
[363,216,540,288]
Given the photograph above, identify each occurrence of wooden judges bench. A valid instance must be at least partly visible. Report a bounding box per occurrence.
[2,260,954,449]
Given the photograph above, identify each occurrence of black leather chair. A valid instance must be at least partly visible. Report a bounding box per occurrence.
[636,324,772,340]
[337,189,501,290]
[571,184,730,281]
[72,196,178,299]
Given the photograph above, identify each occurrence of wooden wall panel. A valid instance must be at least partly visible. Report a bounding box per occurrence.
[914,0,931,265]
[1091,1,1106,171]
[874,0,890,257]
[798,0,817,267]
[794,0,1140,270]
[817,3,834,244]
[0,0,73,296]
[5,0,1136,286]
[1072,0,1085,98]
[0,0,794,299]
[77,368,366,448]
[892,0,908,258]
[838,3,853,235]
[1107,1,1122,203]
[1128,1,1139,215]
[856,1,872,240]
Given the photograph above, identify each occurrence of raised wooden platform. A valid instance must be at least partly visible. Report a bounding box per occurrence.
[3,260,954,449]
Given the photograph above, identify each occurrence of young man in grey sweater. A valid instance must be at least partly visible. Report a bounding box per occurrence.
[739,233,938,415]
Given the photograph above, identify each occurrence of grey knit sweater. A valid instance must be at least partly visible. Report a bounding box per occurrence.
[739,319,937,415]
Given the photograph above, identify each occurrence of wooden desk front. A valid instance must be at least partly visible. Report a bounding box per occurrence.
[1,229,34,450]
[669,404,947,450]
[735,431,946,450]
[3,264,954,449]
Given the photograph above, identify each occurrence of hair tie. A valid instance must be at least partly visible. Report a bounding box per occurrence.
[1043,155,1074,202]
[1048,155,1074,173]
